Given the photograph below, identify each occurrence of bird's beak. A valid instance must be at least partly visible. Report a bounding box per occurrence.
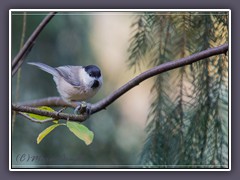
[91,80,99,88]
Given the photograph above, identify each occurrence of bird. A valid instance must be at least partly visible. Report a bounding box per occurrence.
[28,62,103,106]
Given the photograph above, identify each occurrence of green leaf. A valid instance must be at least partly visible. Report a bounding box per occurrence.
[37,124,62,144]
[24,106,56,121]
[67,121,94,145]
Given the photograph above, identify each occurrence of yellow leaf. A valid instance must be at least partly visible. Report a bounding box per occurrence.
[37,124,62,144]
[67,121,94,145]
[24,106,56,121]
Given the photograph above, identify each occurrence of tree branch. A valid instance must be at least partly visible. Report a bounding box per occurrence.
[19,96,73,107]
[91,43,228,113]
[12,104,88,122]
[12,43,229,122]
[12,12,57,76]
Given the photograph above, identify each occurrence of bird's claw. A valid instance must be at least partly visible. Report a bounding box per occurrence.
[74,102,91,116]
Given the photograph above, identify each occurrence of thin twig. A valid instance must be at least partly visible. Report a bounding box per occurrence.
[12,12,27,131]
[18,107,68,123]
[12,43,229,122]
[12,12,57,76]
[13,105,88,122]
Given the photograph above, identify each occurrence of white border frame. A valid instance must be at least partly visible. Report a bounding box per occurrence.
[9,9,231,171]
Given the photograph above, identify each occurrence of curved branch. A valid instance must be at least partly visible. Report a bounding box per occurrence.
[12,43,229,122]
[12,12,57,76]
[91,43,228,113]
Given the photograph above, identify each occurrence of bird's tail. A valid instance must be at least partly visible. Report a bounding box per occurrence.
[28,62,59,77]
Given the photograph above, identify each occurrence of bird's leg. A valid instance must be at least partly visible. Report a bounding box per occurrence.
[74,101,91,115]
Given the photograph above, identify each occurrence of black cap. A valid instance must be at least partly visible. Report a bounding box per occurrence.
[84,65,101,78]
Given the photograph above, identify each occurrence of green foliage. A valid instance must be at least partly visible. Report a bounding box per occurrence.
[128,12,229,168]
[67,121,94,145]
[36,119,94,145]
[128,12,156,71]
[25,106,95,145]
[37,123,63,144]
[23,106,56,120]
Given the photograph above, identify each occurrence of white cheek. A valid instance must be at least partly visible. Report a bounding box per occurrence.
[79,69,94,88]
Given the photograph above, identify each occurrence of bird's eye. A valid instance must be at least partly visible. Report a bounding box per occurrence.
[89,73,93,77]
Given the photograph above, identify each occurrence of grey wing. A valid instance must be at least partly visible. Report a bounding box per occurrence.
[55,66,82,86]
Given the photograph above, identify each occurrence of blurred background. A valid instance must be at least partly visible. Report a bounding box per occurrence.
[11,12,153,167]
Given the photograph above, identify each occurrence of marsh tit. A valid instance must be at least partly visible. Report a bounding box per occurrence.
[28,62,103,104]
